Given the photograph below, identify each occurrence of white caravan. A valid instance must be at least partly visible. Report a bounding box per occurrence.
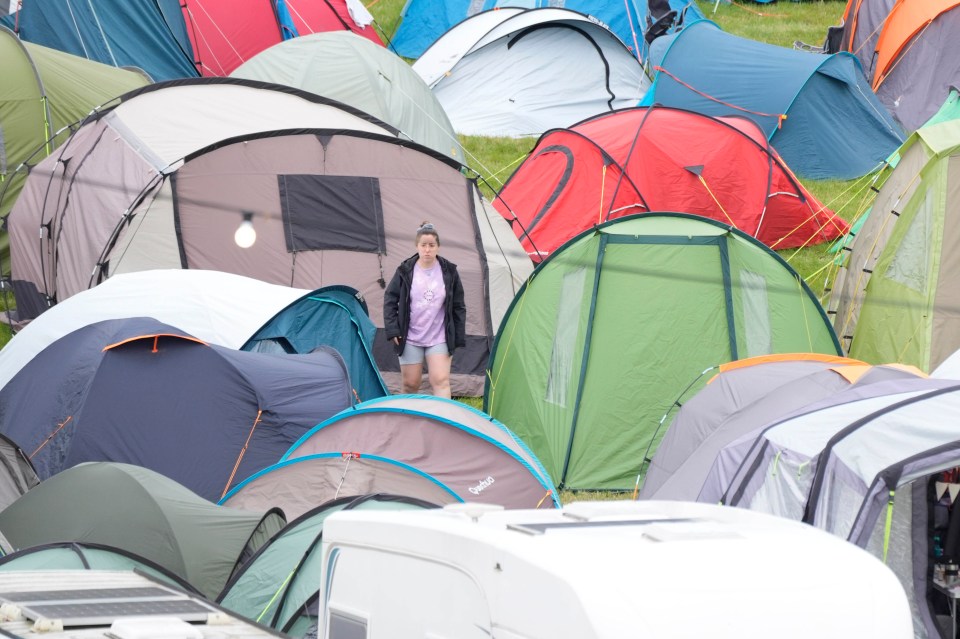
[320,500,912,639]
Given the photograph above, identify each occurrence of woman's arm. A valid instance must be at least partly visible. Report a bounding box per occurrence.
[383,271,403,339]
[452,271,466,348]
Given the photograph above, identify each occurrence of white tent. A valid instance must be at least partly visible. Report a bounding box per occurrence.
[413,8,649,137]
[0,270,308,392]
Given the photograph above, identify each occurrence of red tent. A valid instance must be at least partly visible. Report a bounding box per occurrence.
[494,106,847,262]
[182,0,383,77]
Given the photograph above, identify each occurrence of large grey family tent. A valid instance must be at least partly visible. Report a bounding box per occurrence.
[412,7,649,137]
[243,285,387,402]
[221,396,560,518]
[493,106,845,262]
[638,354,924,502]
[0,317,355,501]
[0,462,286,600]
[2,0,383,81]
[389,0,704,60]
[828,119,960,372]
[8,84,532,396]
[834,0,960,131]
[713,377,960,639]
[0,432,38,512]
[643,20,904,179]
[0,26,150,274]
[218,494,436,636]
[0,270,307,392]
[230,31,463,162]
[484,213,842,491]
[0,542,202,594]
[6,78,397,320]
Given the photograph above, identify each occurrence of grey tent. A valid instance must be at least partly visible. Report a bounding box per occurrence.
[218,494,436,636]
[639,354,924,502]
[0,541,202,593]
[0,317,354,502]
[0,462,285,600]
[0,432,38,512]
[242,285,387,403]
[221,395,560,518]
[8,82,532,395]
[230,31,463,162]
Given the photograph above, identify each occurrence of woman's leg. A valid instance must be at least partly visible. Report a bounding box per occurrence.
[400,363,423,394]
[425,352,452,399]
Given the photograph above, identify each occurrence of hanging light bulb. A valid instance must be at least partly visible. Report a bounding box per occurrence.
[234,211,256,248]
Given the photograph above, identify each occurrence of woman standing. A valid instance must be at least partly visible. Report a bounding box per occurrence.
[383,222,466,398]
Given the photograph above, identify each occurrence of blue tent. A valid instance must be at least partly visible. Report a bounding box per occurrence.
[0,317,355,502]
[1,0,197,81]
[389,0,703,60]
[642,21,904,179]
[241,285,388,403]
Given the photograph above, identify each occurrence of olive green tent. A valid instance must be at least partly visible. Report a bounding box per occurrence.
[0,462,284,599]
[0,26,150,275]
[829,118,960,371]
[484,213,842,491]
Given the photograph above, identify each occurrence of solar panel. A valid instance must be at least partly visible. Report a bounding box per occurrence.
[0,584,219,627]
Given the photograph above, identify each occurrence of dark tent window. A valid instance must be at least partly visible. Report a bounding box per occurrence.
[279,174,385,253]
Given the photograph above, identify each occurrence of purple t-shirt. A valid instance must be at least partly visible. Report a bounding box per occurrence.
[407,262,446,347]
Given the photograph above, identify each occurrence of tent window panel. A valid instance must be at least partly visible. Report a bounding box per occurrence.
[740,270,772,357]
[885,185,932,294]
[328,610,367,639]
[279,174,385,253]
[545,266,587,406]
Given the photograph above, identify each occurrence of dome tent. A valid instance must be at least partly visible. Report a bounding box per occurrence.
[0,462,286,600]
[485,213,842,491]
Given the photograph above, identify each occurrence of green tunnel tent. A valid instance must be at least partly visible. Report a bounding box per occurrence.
[484,213,842,491]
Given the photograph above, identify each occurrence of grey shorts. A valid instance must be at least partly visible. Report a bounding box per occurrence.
[398,342,449,366]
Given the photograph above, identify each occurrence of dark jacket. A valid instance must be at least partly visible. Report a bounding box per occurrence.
[383,255,466,356]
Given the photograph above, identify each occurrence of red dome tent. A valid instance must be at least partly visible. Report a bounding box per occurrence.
[493,106,847,262]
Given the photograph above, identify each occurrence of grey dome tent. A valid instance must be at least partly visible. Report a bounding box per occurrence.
[0,432,38,513]
[221,395,560,518]
[242,285,387,403]
[0,542,202,594]
[218,494,437,637]
[230,31,463,162]
[0,462,286,600]
[0,317,355,502]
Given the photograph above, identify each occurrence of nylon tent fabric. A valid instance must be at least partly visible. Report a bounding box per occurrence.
[6,78,398,321]
[222,395,560,516]
[0,26,150,277]
[0,462,286,600]
[638,354,866,500]
[868,0,960,132]
[0,270,308,393]
[835,0,897,75]
[0,317,355,502]
[715,378,960,639]
[412,8,650,137]
[0,542,202,594]
[643,20,904,179]
[1,0,198,81]
[9,118,531,396]
[493,106,846,262]
[218,494,436,636]
[389,0,704,60]
[242,285,388,403]
[484,213,842,491]
[0,432,38,513]
[230,31,463,161]
[828,119,960,372]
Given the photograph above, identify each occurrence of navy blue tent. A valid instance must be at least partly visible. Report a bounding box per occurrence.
[642,20,904,179]
[1,0,197,81]
[389,0,703,60]
[242,285,387,403]
[0,317,355,502]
